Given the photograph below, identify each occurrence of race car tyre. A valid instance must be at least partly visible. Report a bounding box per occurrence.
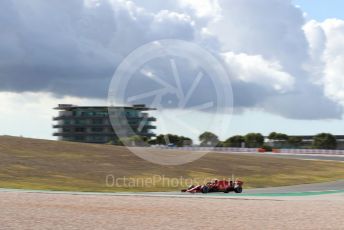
[224,187,231,193]
[202,186,209,193]
[234,186,243,193]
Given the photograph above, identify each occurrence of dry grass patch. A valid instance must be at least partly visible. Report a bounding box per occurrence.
[0,136,344,192]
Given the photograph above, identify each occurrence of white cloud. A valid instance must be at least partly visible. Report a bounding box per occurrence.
[304,19,344,106]
[322,20,344,106]
[208,0,309,73]
[222,52,295,92]
[207,0,342,119]
[177,0,221,18]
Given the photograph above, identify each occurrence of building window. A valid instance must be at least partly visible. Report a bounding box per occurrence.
[92,119,103,124]
[75,127,85,132]
[91,127,103,132]
[63,120,72,125]
[75,136,85,141]
[90,136,105,141]
[81,111,94,116]
[75,120,90,125]
[62,128,71,132]
[94,111,107,116]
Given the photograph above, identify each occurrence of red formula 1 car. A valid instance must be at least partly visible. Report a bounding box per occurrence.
[181,179,244,194]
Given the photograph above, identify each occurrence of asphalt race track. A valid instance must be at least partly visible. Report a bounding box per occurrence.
[242,180,344,194]
[134,180,344,198]
[1,177,344,229]
[253,152,344,162]
[2,180,344,199]
[220,151,344,162]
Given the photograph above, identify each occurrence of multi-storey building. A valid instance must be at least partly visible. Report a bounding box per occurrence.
[53,104,156,144]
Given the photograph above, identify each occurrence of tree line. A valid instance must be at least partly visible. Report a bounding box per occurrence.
[197,131,337,150]
[112,131,338,150]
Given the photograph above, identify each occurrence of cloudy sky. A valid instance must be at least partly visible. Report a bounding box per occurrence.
[1,0,344,141]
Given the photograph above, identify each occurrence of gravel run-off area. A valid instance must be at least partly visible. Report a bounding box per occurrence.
[1,191,344,230]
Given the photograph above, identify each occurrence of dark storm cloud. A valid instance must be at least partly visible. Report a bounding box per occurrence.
[0,0,197,98]
[0,0,343,119]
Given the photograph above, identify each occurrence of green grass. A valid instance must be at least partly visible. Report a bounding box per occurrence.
[0,136,344,192]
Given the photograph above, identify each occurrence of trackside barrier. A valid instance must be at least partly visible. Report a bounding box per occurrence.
[152,146,344,155]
